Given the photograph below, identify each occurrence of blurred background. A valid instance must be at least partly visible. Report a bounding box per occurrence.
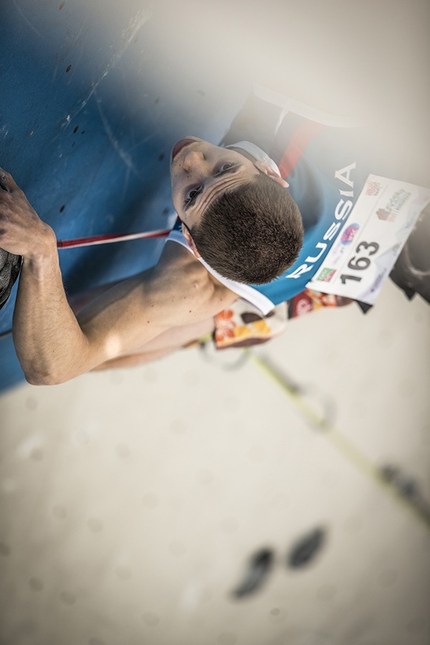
[0,0,429,643]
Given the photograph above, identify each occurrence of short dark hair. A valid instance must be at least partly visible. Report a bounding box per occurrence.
[189,172,304,284]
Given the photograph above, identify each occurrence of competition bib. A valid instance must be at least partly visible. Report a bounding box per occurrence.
[307,175,430,305]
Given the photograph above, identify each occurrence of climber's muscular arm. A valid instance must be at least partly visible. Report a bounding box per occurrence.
[0,168,237,384]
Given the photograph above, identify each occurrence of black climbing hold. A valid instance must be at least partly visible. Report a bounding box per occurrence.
[231,548,274,598]
[0,250,22,310]
[287,527,326,568]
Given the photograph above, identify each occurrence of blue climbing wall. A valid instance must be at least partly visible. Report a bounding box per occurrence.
[0,0,250,391]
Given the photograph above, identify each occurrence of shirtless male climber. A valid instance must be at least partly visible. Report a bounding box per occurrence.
[0,136,304,384]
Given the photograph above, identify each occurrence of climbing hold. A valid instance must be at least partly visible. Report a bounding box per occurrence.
[231,548,274,598]
[0,249,22,311]
[287,527,326,569]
